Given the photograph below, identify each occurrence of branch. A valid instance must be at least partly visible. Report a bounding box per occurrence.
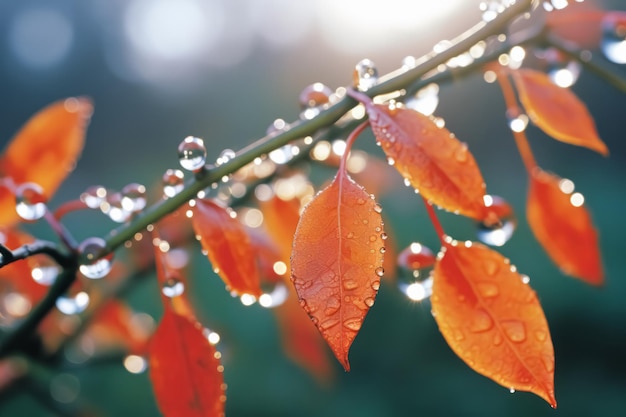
[101,0,534,255]
[0,241,74,270]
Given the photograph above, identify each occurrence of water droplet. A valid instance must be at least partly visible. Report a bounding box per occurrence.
[121,183,147,213]
[343,280,358,290]
[269,144,298,165]
[80,185,107,209]
[399,276,433,302]
[15,182,47,221]
[380,232,388,240]
[601,15,626,64]
[216,149,236,166]
[162,169,185,198]
[521,274,531,284]
[404,83,439,116]
[56,291,90,315]
[178,136,207,172]
[379,247,386,254]
[469,309,494,333]
[364,297,375,307]
[548,58,581,88]
[509,387,516,394]
[356,198,366,205]
[501,320,527,343]
[32,265,59,286]
[343,318,362,331]
[353,59,378,91]
[373,203,383,214]
[346,231,355,239]
[493,333,503,346]
[535,330,547,342]
[162,277,185,298]
[375,267,384,277]
[299,82,332,120]
[78,237,113,279]
[386,156,395,166]
[369,235,377,242]
[506,111,529,133]
[371,280,380,291]
[477,195,516,247]
[476,282,499,298]
[542,355,555,372]
[324,296,341,316]
[397,242,436,271]
[319,318,340,330]
[453,329,465,341]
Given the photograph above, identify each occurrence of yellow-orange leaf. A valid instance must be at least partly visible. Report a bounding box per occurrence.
[358,97,487,219]
[512,69,608,155]
[191,199,261,297]
[527,168,603,285]
[0,97,93,226]
[259,195,301,264]
[291,170,384,371]
[432,242,556,407]
[149,308,225,417]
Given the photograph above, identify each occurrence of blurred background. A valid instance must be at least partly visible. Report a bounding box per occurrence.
[1,0,625,416]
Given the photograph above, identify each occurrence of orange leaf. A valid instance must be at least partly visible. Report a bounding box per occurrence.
[87,300,150,354]
[291,166,384,371]
[0,228,47,304]
[527,168,603,285]
[191,199,261,297]
[512,68,608,155]
[0,98,93,226]
[274,289,334,384]
[432,241,556,407]
[352,93,487,219]
[259,195,301,264]
[149,308,225,417]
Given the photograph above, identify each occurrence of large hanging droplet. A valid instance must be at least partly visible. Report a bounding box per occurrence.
[178,136,207,172]
[258,281,289,308]
[15,182,47,221]
[121,183,147,213]
[397,242,437,301]
[161,277,185,298]
[477,195,516,247]
[353,59,378,91]
[299,82,332,120]
[56,291,90,315]
[162,169,185,198]
[601,14,626,64]
[78,237,114,279]
[404,83,439,116]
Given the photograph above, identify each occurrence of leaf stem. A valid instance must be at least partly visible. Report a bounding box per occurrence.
[422,197,447,245]
[340,121,370,175]
[495,71,538,173]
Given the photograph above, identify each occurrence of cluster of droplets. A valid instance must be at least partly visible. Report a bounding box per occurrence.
[477,195,517,247]
[396,242,437,302]
[15,182,47,221]
[601,14,626,65]
[80,184,147,223]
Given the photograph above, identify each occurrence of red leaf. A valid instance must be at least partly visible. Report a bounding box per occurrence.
[432,241,556,407]
[291,164,384,371]
[354,94,487,219]
[0,229,47,304]
[0,98,93,226]
[512,69,608,155]
[259,195,301,264]
[149,308,225,417]
[527,168,603,285]
[191,199,261,297]
[87,300,150,354]
[545,4,610,49]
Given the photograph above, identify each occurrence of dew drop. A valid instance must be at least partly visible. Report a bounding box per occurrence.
[369,235,377,242]
[353,59,378,91]
[342,318,362,331]
[162,277,185,298]
[454,143,469,162]
[324,297,341,316]
[469,309,494,333]
[601,15,626,64]
[162,169,185,198]
[379,247,386,254]
[346,231,355,239]
[380,232,388,240]
[78,237,113,279]
[269,144,298,165]
[535,330,547,342]
[542,355,555,372]
[386,157,395,166]
[343,280,359,290]
[509,387,516,394]
[501,320,527,343]
[375,267,384,277]
[80,185,107,209]
[371,280,380,291]
[259,281,288,308]
[397,242,436,271]
[493,332,503,346]
[453,329,465,341]
[319,318,340,330]
[105,192,132,223]
[364,297,375,307]
[178,136,207,172]
[476,282,499,298]
[404,83,439,116]
[15,182,47,221]
[356,198,366,205]
[399,276,433,302]
[298,82,332,120]
[477,195,516,247]
[32,265,59,286]
[121,183,147,213]
[56,291,90,315]
[373,203,383,214]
